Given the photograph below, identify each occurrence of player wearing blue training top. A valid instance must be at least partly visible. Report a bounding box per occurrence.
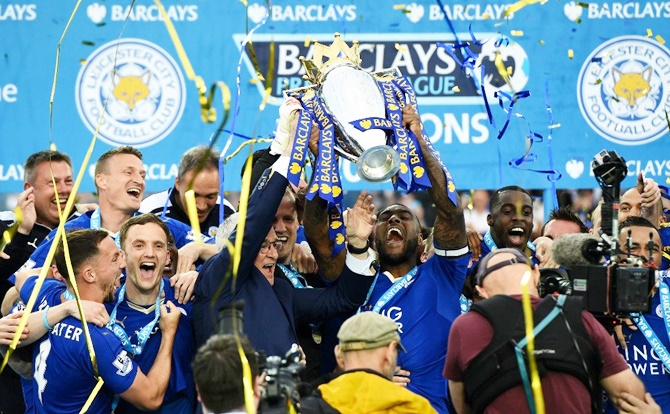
[11,146,216,283]
[353,105,470,413]
[31,229,181,413]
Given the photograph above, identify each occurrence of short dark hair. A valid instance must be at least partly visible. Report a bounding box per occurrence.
[94,146,143,177]
[193,334,259,413]
[24,150,72,184]
[178,146,219,181]
[619,216,659,237]
[119,214,171,249]
[489,186,532,212]
[54,229,110,282]
[541,207,588,235]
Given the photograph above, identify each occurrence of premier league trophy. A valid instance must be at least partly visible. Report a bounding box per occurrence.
[284,34,401,183]
[282,33,457,254]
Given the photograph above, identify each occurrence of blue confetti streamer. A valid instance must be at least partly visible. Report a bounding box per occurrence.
[543,81,562,208]
[506,82,563,201]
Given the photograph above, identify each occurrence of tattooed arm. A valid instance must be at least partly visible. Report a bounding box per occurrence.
[402,105,467,251]
[304,195,346,282]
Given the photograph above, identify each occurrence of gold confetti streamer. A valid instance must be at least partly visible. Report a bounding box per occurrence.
[503,0,544,18]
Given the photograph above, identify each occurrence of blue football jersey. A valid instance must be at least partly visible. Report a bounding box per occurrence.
[360,253,470,413]
[19,276,66,311]
[33,317,138,413]
[605,292,670,413]
[18,276,67,413]
[110,278,196,414]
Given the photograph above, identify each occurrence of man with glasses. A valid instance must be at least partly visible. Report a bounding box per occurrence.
[444,248,645,413]
[193,126,376,359]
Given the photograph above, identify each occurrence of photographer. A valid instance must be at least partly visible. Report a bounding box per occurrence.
[193,334,263,414]
[444,248,645,414]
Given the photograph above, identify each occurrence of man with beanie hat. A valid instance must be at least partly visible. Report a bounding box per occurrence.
[301,312,436,413]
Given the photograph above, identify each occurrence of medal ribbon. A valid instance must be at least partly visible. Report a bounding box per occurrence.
[483,230,536,254]
[277,263,307,289]
[632,312,670,372]
[659,273,670,342]
[633,272,670,372]
[63,290,75,301]
[90,208,121,249]
[107,280,164,356]
[359,267,419,314]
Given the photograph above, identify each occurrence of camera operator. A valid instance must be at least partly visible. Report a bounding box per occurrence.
[444,248,645,414]
[301,312,436,413]
[605,217,669,413]
[193,334,263,414]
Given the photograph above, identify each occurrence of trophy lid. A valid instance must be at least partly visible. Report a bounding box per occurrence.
[300,33,362,85]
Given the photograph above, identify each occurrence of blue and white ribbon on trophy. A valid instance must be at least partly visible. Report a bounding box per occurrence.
[286,91,346,256]
[394,76,459,205]
[351,75,459,205]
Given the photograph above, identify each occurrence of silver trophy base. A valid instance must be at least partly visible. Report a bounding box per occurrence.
[356,146,401,183]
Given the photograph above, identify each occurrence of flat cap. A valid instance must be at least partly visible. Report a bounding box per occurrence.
[338,312,405,352]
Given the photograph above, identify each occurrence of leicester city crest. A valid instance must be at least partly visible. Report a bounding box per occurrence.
[75,38,186,148]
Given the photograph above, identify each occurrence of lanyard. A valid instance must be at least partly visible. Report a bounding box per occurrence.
[106,280,164,356]
[633,271,670,372]
[90,208,121,248]
[277,263,308,289]
[459,294,471,314]
[63,290,75,301]
[483,230,536,253]
[360,267,419,314]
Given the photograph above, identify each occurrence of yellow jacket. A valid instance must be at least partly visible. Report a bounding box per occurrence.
[318,370,437,414]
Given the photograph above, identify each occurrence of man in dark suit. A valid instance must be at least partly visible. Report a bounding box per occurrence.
[193,131,376,357]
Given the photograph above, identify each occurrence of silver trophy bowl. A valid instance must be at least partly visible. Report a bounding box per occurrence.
[285,64,401,183]
[319,63,400,182]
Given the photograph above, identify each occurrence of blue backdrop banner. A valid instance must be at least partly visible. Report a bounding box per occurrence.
[1,0,668,193]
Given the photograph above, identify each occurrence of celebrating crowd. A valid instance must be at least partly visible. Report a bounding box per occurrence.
[0,99,669,414]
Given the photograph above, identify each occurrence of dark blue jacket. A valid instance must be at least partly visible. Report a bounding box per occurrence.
[193,168,374,356]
